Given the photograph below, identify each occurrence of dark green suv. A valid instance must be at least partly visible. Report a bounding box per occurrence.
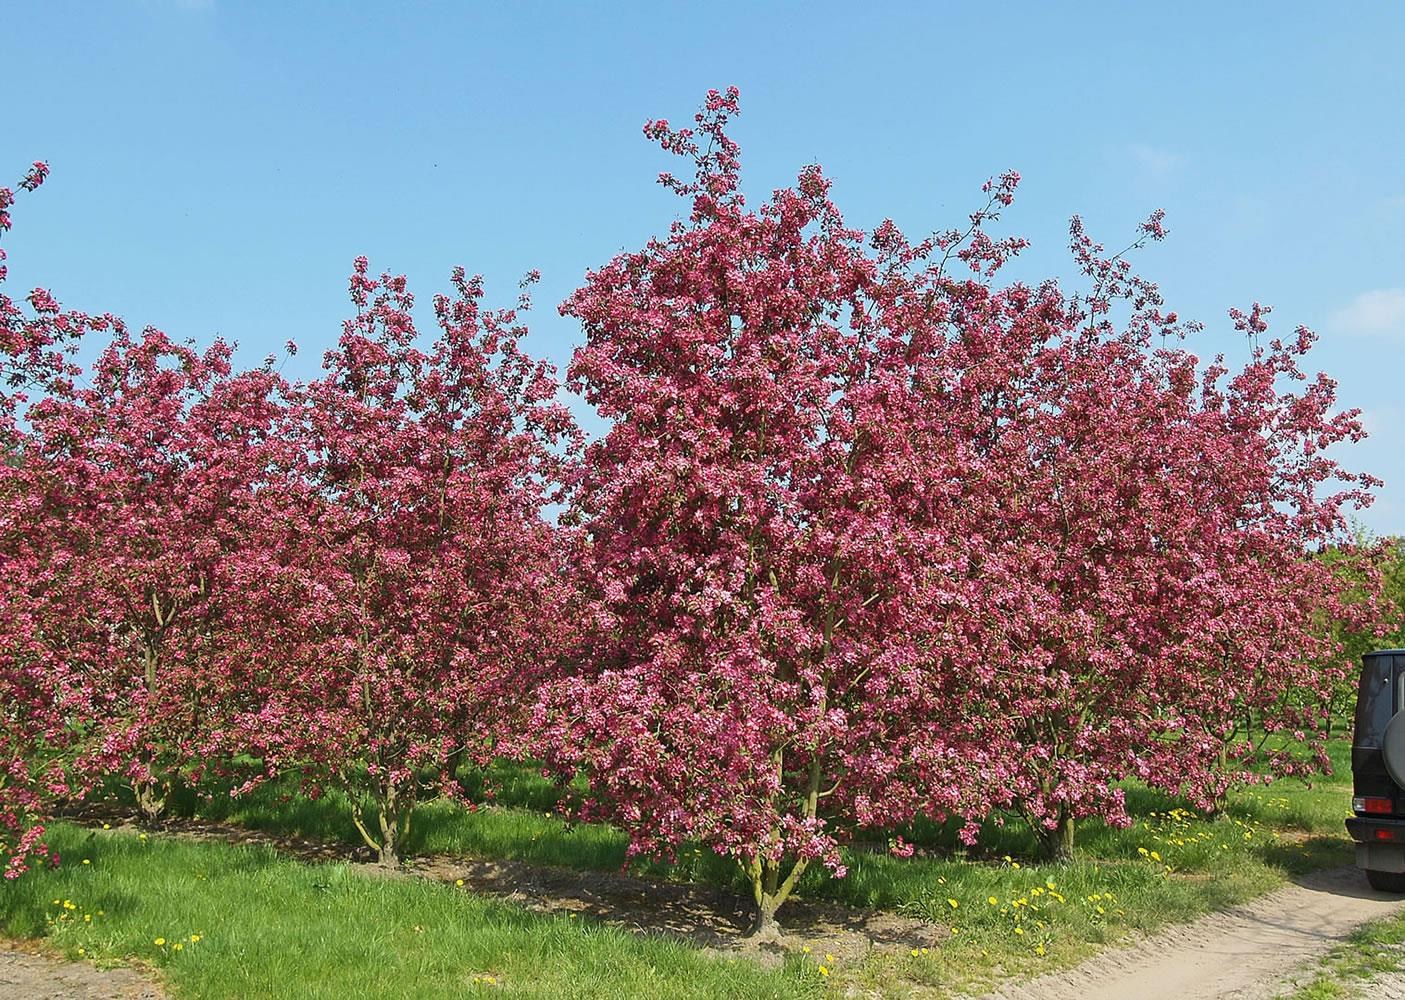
[1348,649,1405,891]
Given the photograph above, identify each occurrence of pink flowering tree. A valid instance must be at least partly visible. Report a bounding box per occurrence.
[535,89,1027,936]
[0,161,111,876]
[1148,308,1384,804]
[14,323,291,823]
[959,222,1381,856]
[241,259,577,865]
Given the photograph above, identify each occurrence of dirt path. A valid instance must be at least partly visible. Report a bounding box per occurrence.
[978,866,1405,1000]
[0,943,162,1000]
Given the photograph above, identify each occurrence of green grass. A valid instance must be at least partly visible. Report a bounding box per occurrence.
[70,740,1357,996]
[1282,908,1405,999]
[0,822,822,1000]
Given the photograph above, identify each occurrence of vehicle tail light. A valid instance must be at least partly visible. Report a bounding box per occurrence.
[1377,828,1398,841]
[1355,796,1394,815]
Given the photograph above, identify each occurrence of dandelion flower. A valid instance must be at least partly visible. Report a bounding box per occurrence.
[947,898,959,909]
[818,966,830,977]
[154,938,166,947]
[988,896,999,905]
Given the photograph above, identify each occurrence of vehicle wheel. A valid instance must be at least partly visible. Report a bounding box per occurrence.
[1366,869,1405,892]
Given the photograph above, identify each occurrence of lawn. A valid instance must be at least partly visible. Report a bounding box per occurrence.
[4,740,1360,998]
[0,823,821,1000]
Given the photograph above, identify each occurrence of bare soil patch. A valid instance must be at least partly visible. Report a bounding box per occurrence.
[0,941,162,1000]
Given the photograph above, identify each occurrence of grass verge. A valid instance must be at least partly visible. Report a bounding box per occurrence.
[0,822,822,1000]
[59,740,1354,995]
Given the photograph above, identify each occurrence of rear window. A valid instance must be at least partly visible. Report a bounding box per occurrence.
[1357,652,1401,748]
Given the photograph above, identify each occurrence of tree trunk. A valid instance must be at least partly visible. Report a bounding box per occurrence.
[748,893,783,942]
[377,798,406,867]
[1035,810,1074,861]
[742,852,806,941]
[349,784,410,867]
[134,779,168,824]
[1206,742,1231,816]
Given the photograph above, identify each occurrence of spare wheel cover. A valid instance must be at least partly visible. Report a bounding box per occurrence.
[1384,710,1405,788]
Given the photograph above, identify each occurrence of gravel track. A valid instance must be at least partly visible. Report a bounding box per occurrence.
[978,866,1405,1000]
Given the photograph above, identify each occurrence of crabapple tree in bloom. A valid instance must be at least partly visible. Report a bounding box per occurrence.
[13,325,291,823]
[242,259,577,865]
[1147,308,1383,805]
[0,161,108,876]
[535,89,1027,935]
[961,221,1380,857]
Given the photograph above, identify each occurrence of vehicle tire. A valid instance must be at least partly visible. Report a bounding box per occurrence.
[1366,869,1405,893]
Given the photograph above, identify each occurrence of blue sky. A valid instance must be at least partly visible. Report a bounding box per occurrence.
[5,2,1404,533]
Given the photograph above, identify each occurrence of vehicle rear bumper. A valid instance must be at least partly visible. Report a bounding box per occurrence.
[1347,816,1405,872]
